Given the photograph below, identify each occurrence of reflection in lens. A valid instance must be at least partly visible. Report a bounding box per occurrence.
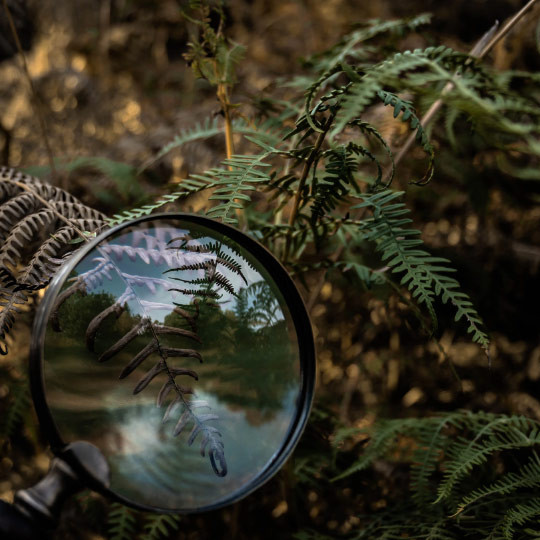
[41,218,306,510]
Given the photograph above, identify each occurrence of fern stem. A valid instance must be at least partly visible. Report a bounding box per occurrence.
[1,0,58,185]
[218,83,235,162]
[284,119,331,261]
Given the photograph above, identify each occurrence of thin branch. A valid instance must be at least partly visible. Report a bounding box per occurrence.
[478,0,540,60]
[2,0,58,182]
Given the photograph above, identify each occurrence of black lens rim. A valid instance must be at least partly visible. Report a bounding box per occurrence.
[30,213,316,514]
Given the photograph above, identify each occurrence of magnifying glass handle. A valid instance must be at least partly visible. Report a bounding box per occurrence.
[0,442,110,539]
[0,457,78,539]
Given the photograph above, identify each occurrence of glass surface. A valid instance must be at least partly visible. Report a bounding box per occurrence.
[42,218,302,510]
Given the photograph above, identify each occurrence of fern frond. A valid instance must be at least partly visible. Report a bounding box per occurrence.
[347,119,395,185]
[311,145,362,221]
[0,204,104,271]
[456,452,540,515]
[140,513,181,540]
[331,46,475,136]
[303,14,432,129]
[18,218,106,286]
[305,13,432,76]
[107,502,138,540]
[352,190,489,349]
[0,192,41,237]
[333,417,419,480]
[191,152,273,224]
[142,117,223,171]
[410,413,458,505]
[436,422,540,503]
[500,497,540,540]
[144,117,285,172]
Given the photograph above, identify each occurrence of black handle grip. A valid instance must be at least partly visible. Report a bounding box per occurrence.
[0,442,110,539]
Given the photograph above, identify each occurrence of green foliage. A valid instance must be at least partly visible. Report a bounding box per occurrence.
[190,149,274,224]
[143,117,286,172]
[139,12,536,357]
[108,502,138,540]
[139,513,181,540]
[107,505,181,540]
[333,411,540,539]
[352,190,489,349]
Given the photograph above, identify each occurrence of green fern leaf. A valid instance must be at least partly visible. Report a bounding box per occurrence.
[302,14,432,131]
[311,143,368,221]
[141,117,223,171]
[347,119,395,185]
[500,497,540,540]
[456,452,540,514]
[108,503,138,540]
[140,513,181,540]
[332,417,419,480]
[193,151,273,225]
[436,420,540,503]
[352,190,489,349]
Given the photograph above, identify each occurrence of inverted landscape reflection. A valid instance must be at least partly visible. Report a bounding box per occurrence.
[42,219,301,510]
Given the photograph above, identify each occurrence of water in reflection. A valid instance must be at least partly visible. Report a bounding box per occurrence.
[43,219,301,509]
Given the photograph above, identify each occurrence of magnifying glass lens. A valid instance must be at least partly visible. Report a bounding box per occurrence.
[36,216,313,512]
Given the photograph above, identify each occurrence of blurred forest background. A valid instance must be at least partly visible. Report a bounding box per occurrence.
[0,0,540,538]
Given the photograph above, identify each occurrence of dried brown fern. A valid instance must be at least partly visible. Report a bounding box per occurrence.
[0,166,108,354]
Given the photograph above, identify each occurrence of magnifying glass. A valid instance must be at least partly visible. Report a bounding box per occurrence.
[0,214,315,536]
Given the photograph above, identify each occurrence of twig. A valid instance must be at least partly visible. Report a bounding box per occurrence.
[2,0,58,182]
